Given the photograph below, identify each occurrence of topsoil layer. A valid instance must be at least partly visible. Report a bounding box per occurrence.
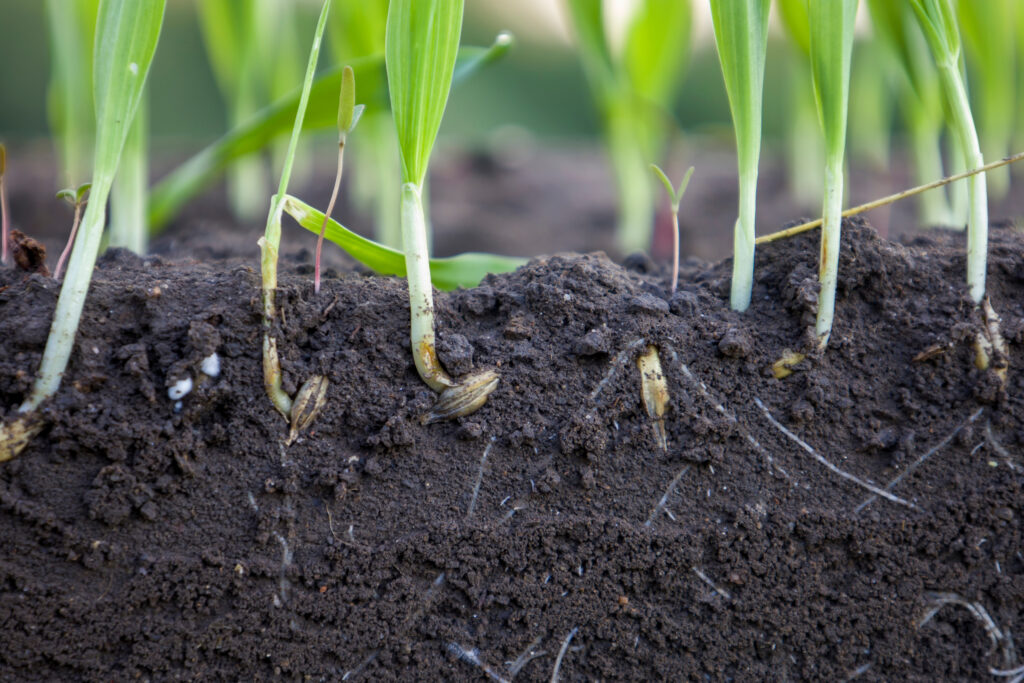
[1,218,1023,681]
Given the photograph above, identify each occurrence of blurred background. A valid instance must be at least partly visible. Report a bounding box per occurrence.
[0,0,1021,265]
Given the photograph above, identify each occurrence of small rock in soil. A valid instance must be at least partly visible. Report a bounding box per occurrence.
[629,293,670,315]
[576,326,611,355]
[669,289,699,316]
[718,327,752,358]
[437,333,474,375]
[10,230,49,276]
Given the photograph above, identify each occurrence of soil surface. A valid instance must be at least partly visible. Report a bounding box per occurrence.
[2,198,1024,680]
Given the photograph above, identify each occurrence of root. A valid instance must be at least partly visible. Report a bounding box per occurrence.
[590,338,646,403]
[854,408,984,514]
[550,626,579,683]
[691,567,731,601]
[467,437,497,520]
[920,592,1019,671]
[447,642,511,683]
[644,465,691,527]
[987,421,1021,472]
[506,636,547,677]
[754,398,917,509]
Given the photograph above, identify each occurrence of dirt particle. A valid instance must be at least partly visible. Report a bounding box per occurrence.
[576,326,610,355]
[438,333,474,375]
[629,293,670,315]
[718,327,752,358]
[10,230,49,276]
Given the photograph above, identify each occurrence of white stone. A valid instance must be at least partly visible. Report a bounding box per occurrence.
[201,352,221,378]
[168,377,193,400]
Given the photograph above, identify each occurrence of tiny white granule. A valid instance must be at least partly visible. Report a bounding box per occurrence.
[168,377,193,400]
[129,62,139,75]
[201,352,221,378]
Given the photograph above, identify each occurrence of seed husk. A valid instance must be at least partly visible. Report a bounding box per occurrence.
[0,414,44,463]
[973,297,1008,385]
[288,375,329,445]
[421,370,499,425]
[772,350,806,379]
[637,345,669,452]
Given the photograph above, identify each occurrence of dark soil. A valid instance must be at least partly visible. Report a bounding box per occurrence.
[2,150,1024,680]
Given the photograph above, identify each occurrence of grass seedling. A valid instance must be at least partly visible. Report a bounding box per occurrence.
[708,0,770,313]
[0,0,165,463]
[910,0,987,304]
[314,65,364,294]
[650,163,693,295]
[258,0,332,420]
[386,0,498,420]
[0,144,8,266]
[777,0,823,210]
[808,0,858,348]
[109,95,147,253]
[567,0,693,255]
[53,183,92,281]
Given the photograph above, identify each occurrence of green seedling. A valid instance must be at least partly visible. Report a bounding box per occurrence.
[282,195,526,290]
[53,183,92,281]
[650,163,693,295]
[910,0,987,304]
[109,95,147,253]
[708,0,770,312]
[314,65,364,294]
[808,0,858,348]
[148,34,513,232]
[0,144,8,265]
[0,0,165,462]
[567,0,693,255]
[386,0,499,420]
[259,0,333,420]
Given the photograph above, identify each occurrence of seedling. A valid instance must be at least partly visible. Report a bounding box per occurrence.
[386,0,498,419]
[258,0,332,420]
[0,0,165,462]
[777,0,823,210]
[910,0,988,304]
[0,143,8,265]
[314,65,364,294]
[567,0,693,254]
[650,164,694,295]
[708,0,770,312]
[53,183,92,281]
[808,0,857,348]
[109,96,148,253]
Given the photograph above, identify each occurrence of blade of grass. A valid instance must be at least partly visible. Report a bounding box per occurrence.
[148,37,512,231]
[709,0,771,312]
[808,0,858,347]
[283,194,525,290]
[109,93,148,252]
[20,0,165,413]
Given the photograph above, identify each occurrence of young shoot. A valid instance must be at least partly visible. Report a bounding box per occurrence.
[650,164,694,295]
[0,143,8,265]
[808,0,858,348]
[386,0,498,420]
[17,0,165,421]
[314,65,364,294]
[708,0,771,312]
[259,0,333,419]
[53,183,92,281]
[910,0,988,304]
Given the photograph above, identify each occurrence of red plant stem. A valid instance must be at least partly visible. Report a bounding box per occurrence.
[54,201,83,281]
[315,143,345,294]
[0,176,9,265]
[670,211,679,295]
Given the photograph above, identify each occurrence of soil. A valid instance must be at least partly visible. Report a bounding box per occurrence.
[1,147,1024,681]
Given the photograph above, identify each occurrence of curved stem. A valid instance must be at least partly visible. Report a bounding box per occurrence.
[315,141,345,294]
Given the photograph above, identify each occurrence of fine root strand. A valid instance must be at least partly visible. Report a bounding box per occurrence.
[447,642,511,683]
[550,627,579,683]
[467,436,497,520]
[692,566,731,601]
[590,338,646,403]
[920,592,1018,670]
[645,465,691,527]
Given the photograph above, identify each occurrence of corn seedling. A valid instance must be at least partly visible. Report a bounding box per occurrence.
[109,95,148,253]
[53,183,92,281]
[848,41,894,173]
[0,0,165,462]
[386,0,499,420]
[314,65,364,294]
[808,0,858,348]
[257,0,308,185]
[956,0,1015,199]
[708,0,770,312]
[0,144,8,266]
[567,0,693,255]
[148,34,512,232]
[650,163,693,295]
[259,0,332,420]
[197,0,269,222]
[867,0,957,226]
[910,0,987,304]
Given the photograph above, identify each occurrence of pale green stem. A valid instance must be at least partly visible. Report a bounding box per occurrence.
[946,134,968,227]
[608,112,654,255]
[109,95,147,253]
[815,160,844,347]
[937,60,987,303]
[787,70,824,209]
[402,182,453,393]
[904,97,954,226]
[730,166,757,312]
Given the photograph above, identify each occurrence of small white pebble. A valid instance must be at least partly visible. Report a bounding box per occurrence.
[201,352,221,378]
[168,377,193,400]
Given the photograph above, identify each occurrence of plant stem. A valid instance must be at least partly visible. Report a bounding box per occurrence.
[731,166,757,312]
[109,95,148,253]
[53,200,84,281]
[315,141,345,294]
[0,150,8,266]
[670,209,679,295]
[608,108,654,255]
[906,107,955,226]
[815,159,844,346]
[402,182,453,392]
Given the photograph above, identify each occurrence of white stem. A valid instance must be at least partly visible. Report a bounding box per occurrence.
[730,167,757,312]
[816,160,843,346]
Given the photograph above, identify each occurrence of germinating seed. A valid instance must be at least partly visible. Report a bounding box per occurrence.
[201,352,221,378]
[168,377,193,400]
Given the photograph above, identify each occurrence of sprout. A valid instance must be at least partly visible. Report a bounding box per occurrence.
[53,182,92,281]
[910,0,988,304]
[17,0,165,418]
[385,0,498,418]
[109,95,148,253]
[807,0,858,347]
[0,143,8,265]
[650,164,694,295]
[708,0,770,312]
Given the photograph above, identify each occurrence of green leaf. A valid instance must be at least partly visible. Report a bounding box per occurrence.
[808,0,858,164]
[338,65,356,135]
[282,194,526,290]
[386,0,464,187]
[776,0,810,56]
[622,0,693,107]
[567,0,617,100]
[649,164,693,211]
[149,38,510,230]
[329,0,389,63]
